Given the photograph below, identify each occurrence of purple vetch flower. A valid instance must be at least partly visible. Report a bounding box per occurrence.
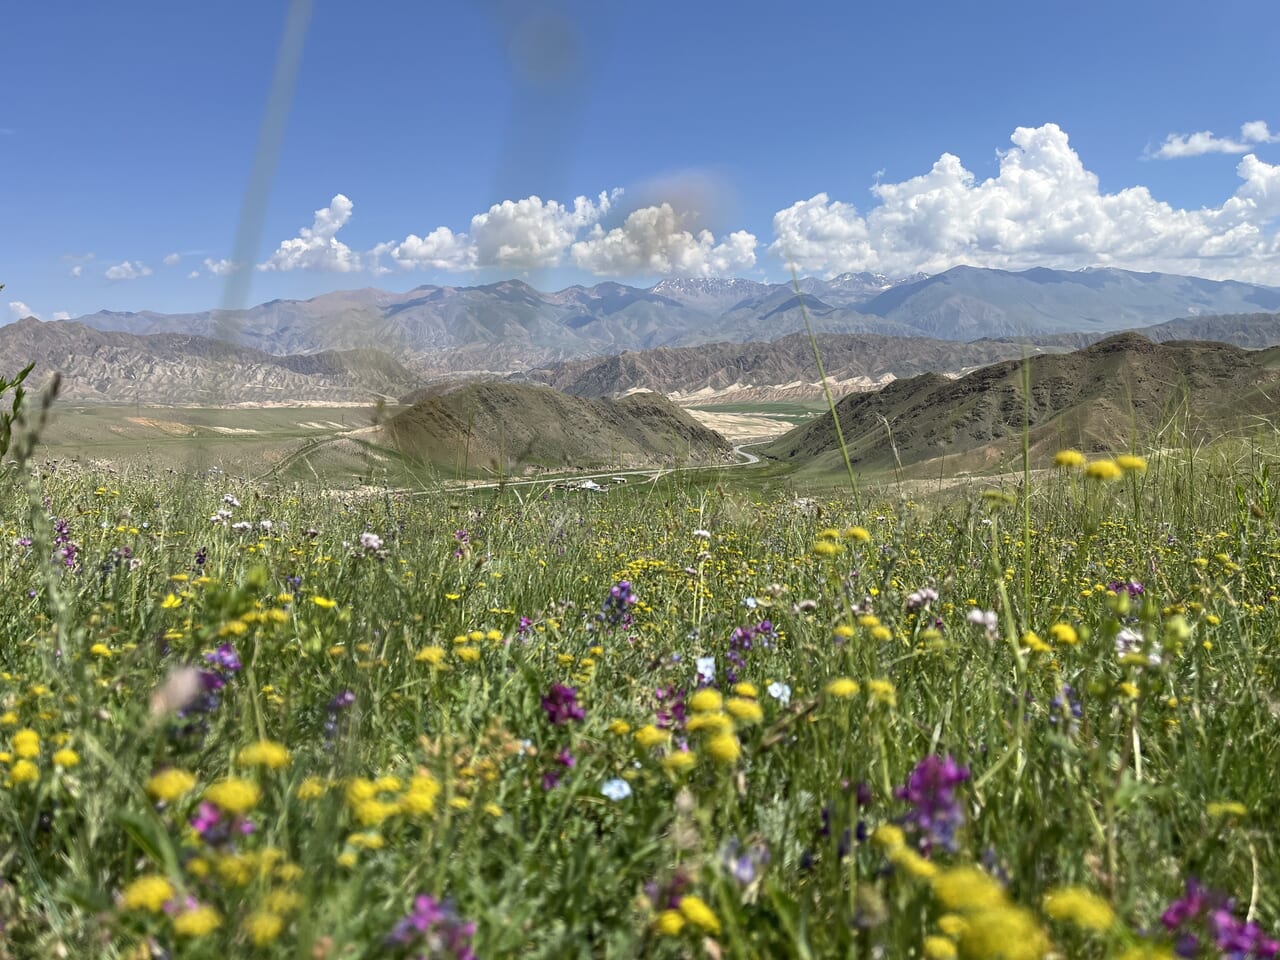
[721,837,770,887]
[204,643,242,673]
[384,894,477,960]
[541,748,576,791]
[1108,579,1145,597]
[1159,877,1278,959]
[597,580,638,628]
[895,754,970,854]
[653,687,687,731]
[541,684,584,725]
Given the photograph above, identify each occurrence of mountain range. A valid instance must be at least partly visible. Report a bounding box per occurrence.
[0,316,420,405]
[45,266,1280,376]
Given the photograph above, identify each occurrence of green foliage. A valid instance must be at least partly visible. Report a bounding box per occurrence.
[0,449,1278,957]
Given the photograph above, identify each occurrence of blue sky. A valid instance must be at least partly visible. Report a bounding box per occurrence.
[4,0,1279,321]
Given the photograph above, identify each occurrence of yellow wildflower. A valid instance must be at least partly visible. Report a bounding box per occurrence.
[13,729,39,759]
[1116,454,1148,473]
[204,777,261,815]
[243,911,285,947]
[706,732,741,765]
[725,697,763,724]
[1084,459,1122,481]
[1054,449,1086,468]
[10,759,38,784]
[147,768,197,802]
[655,910,685,936]
[634,725,671,749]
[825,677,860,698]
[52,748,79,767]
[662,750,697,774]
[867,679,897,707]
[236,740,291,770]
[679,895,721,934]
[688,689,723,713]
[173,905,221,937]
[923,934,958,959]
[121,875,175,913]
[1048,622,1078,645]
[1043,886,1116,931]
[296,776,327,801]
[932,866,1007,912]
[399,773,441,816]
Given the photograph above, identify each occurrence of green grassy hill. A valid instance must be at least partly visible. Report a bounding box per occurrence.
[763,333,1280,475]
[382,381,732,476]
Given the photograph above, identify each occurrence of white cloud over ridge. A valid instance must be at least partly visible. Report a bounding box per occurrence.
[571,203,757,276]
[258,195,360,273]
[245,125,1280,285]
[105,260,153,281]
[1154,120,1280,159]
[771,123,1280,284]
[8,301,37,321]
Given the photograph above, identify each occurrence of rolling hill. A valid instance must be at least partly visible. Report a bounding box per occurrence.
[762,334,1280,475]
[379,382,733,476]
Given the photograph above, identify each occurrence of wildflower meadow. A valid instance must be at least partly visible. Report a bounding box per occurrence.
[2,444,1278,959]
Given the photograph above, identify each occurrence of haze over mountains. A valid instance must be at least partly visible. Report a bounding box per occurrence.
[46,266,1280,377]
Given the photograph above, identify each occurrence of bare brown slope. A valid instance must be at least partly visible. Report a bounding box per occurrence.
[381,382,732,476]
[0,317,421,404]
[515,332,1058,401]
[763,334,1280,473]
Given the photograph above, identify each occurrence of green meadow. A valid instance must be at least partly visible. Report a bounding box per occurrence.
[3,378,1279,960]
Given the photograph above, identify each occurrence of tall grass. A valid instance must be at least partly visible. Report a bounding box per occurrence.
[1,434,1278,958]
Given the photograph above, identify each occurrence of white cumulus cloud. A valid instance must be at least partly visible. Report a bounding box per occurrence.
[8,301,38,321]
[571,203,757,277]
[374,228,476,273]
[1153,120,1280,159]
[52,311,71,321]
[203,257,241,276]
[258,194,361,272]
[70,265,83,278]
[374,190,620,274]
[104,260,153,281]
[469,192,616,269]
[163,252,182,266]
[770,123,1280,283]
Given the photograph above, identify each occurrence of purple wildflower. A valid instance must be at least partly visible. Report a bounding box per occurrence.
[384,894,477,960]
[541,684,584,725]
[895,754,970,854]
[1160,878,1278,959]
[597,580,638,628]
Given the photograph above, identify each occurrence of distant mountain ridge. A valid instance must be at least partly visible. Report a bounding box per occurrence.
[0,317,421,405]
[513,332,1060,402]
[45,267,1280,376]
